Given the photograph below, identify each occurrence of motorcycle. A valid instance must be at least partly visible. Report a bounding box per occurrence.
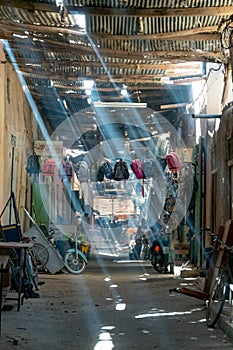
[149,236,170,273]
[65,234,88,274]
[54,232,88,274]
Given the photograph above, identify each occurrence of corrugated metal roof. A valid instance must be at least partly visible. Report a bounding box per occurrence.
[0,0,232,140]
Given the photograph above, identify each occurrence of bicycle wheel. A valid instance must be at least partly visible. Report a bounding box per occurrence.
[30,243,49,269]
[64,251,87,275]
[26,251,40,290]
[206,272,228,327]
[151,254,163,273]
[9,249,20,292]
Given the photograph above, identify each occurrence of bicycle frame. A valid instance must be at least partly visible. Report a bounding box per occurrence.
[229,284,233,322]
[223,248,233,323]
[66,246,87,264]
[205,227,233,327]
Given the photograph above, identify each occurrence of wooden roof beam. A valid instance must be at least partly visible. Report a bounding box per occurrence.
[90,32,220,41]
[0,20,220,41]
[22,70,165,80]
[50,84,204,92]
[16,58,203,71]
[72,6,233,18]
[21,70,203,83]
[0,2,232,18]
[8,40,223,61]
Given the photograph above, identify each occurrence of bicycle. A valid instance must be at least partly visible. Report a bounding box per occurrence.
[9,245,41,299]
[205,229,233,328]
[29,240,49,270]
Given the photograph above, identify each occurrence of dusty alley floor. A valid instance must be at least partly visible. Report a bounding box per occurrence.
[0,252,233,350]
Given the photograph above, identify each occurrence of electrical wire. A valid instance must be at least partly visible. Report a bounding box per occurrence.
[186,63,222,114]
[219,15,233,50]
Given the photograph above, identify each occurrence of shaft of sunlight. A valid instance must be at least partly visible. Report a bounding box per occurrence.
[3,40,59,162]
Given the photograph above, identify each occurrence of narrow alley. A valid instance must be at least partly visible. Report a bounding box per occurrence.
[0,252,232,350]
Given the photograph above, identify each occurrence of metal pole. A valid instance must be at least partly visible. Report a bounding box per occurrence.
[0,263,3,337]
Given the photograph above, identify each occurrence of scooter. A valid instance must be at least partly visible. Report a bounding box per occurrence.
[54,231,88,274]
[149,236,170,273]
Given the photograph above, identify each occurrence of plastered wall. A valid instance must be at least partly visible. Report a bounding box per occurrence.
[206,106,233,233]
[0,42,38,229]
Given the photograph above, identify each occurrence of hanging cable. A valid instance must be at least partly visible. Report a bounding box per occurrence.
[186,64,222,114]
[218,15,233,50]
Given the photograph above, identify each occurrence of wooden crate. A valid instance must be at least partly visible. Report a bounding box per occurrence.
[174,243,190,266]
[180,269,200,278]
[0,253,10,288]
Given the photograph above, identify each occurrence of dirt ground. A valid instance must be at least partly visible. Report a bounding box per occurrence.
[0,251,233,350]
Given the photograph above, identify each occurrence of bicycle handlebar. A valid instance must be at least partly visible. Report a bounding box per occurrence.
[201,227,233,251]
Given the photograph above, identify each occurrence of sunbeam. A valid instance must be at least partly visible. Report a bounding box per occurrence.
[135,307,202,319]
